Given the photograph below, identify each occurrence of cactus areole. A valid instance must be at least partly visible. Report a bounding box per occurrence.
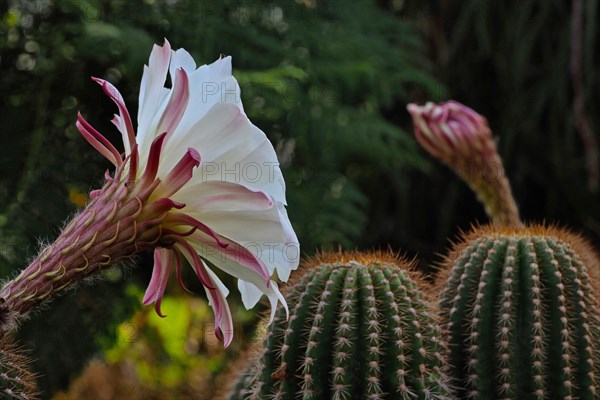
[226,254,452,400]
[438,224,600,399]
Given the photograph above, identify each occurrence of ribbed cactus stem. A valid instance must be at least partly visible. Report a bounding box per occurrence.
[407,101,522,228]
[225,254,451,400]
[439,225,600,399]
[0,335,38,400]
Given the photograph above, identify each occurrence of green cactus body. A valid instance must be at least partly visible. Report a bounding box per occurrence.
[439,225,600,399]
[0,336,37,400]
[226,255,451,400]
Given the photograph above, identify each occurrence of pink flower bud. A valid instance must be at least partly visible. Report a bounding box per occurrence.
[407,101,497,164]
[407,100,521,227]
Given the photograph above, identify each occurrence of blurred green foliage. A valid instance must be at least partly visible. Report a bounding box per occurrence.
[1,0,598,398]
[422,0,600,235]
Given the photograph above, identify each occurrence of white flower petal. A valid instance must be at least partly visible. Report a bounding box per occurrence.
[174,180,274,212]
[187,232,270,292]
[137,87,173,167]
[237,279,263,310]
[171,180,298,279]
[272,203,300,281]
[171,71,243,142]
[182,206,298,279]
[186,231,290,322]
[137,40,171,146]
[237,279,288,323]
[207,55,233,81]
[169,48,196,82]
[161,103,286,203]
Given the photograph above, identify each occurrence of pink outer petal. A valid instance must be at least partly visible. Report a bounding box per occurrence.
[165,212,229,249]
[216,234,272,283]
[140,132,168,187]
[158,148,200,198]
[406,103,423,118]
[174,252,193,294]
[176,245,234,347]
[203,264,234,347]
[76,112,121,166]
[111,114,127,140]
[412,117,444,158]
[143,248,175,317]
[92,77,136,153]
[89,189,102,199]
[156,68,190,140]
[144,197,186,216]
[127,143,139,185]
[172,237,217,290]
[182,201,299,282]
[186,230,271,285]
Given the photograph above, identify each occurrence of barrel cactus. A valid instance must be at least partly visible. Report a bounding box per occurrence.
[438,224,600,399]
[0,335,37,400]
[225,253,451,400]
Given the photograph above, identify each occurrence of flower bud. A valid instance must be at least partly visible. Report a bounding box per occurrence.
[408,101,521,227]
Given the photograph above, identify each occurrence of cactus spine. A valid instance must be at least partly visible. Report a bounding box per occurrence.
[438,225,600,399]
[0,335,37,400]
[226,254,451,400]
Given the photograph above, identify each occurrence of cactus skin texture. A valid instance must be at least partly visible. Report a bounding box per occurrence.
[0,335,38,400]
[226,253,452,400]
[438,224,600,399]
